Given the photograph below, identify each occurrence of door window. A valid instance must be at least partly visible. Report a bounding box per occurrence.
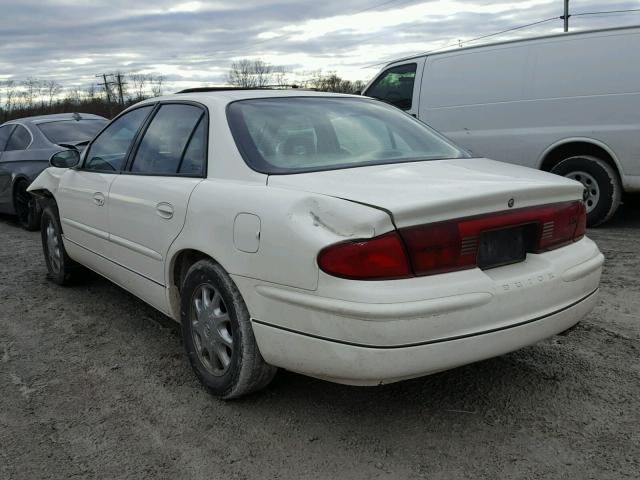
[84,106,153,172]
[5,125,31,151]
[365,63,417,111]
[0,125,15,151]
[179,118,207,175]
[130,104,205,175]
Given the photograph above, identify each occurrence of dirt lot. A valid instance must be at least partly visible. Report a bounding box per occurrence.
[1,201,639,480]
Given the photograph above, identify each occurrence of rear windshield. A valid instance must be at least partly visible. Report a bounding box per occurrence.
[37,119,107,144]
[226,97,468,174]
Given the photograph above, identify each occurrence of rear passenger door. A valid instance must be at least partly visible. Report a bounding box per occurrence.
[107,102,207,286]
[363,59,425,117]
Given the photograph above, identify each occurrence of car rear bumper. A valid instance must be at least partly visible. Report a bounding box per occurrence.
[251,288,598,385]
[233,236,602,384]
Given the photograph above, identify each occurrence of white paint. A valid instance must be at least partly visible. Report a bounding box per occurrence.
[28,89,603,387]
[365,26,640,197]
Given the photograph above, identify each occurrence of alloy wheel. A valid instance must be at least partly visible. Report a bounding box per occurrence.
[191,284,234,376]
[45,221,62,274]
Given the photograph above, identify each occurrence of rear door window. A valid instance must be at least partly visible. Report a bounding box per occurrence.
[179,118,207,175]
[0,125,15,151]
[5,125,31,151]
[130,104,205,175]
[365,63,417,110]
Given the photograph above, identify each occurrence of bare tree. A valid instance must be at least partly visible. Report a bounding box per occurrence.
[228,59,254,87]
[227,59,276,87]
[307,71,365,94]
[129,73,149,101]
[65,87,82,104]
[272,65,289,87]
[150,74,165,97]
[43,80,62,108]
[3,81,17,114]
[22,77,42,108]
[85,83,97,100]
[253,60,273,87]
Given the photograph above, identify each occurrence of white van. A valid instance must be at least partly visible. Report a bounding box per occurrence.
[363,26,640,226]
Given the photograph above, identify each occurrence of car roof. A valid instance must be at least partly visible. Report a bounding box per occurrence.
[5,113,107,125]
[138,89,360,109]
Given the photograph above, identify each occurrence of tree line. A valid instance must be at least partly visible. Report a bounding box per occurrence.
[0,72,166,122]
[1,60,367,122]
[226,59,367,93]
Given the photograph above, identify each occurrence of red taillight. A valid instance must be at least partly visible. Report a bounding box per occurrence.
[400,220,476,276]
[318,201,587,280]
[317,231,411,280]
[574,201,587,241]
[400,201,586,276]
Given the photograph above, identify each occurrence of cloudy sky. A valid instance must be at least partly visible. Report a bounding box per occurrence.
[1,0,639,93]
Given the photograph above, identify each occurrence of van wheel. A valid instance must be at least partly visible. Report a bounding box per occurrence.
[41,204,78,285]
[551,155,621,227]
[180,259,277,399]
[14,179,41,231]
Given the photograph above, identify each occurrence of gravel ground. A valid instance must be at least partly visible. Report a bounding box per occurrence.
[1,200,639,480]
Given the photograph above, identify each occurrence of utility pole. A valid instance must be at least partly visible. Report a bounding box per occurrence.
[562,0,570,32]
[114,72,127,106]
[96,73,115,117]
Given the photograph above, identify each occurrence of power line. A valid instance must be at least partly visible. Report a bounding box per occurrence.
[572,8,640,17]
[360,16,559,69]
[360,7,640,70]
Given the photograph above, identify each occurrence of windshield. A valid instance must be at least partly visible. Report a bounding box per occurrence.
[37,119,107,144]
[226,97,468,174]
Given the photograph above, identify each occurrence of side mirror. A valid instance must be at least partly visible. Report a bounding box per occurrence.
[49,150,80,168]
[353,90,362,96]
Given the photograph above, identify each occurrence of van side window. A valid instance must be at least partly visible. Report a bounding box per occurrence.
[365,63,417,111]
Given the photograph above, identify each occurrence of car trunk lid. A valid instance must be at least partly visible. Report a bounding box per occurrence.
[268,158,584,228]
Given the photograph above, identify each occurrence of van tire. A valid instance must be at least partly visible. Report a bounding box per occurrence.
[180,259,277,399]
[551,155,621,227]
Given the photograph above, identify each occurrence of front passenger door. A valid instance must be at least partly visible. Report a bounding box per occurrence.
[56,106,153,256]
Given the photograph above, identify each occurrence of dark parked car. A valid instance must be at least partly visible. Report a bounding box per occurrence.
[0,113,107,229]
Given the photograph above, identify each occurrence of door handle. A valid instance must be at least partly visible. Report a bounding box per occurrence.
[93,192,105,206]
[156,202,174,219]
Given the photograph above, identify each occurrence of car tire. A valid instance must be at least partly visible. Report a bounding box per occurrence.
[14,179,41,231]
[180,259,277,399]
[41,204,78,285]
[551,155,621,227]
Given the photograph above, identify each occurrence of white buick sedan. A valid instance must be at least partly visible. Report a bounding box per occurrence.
[29,90,604,398]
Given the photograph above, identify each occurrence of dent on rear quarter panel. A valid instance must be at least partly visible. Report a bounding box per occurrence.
[165,180,394,316]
